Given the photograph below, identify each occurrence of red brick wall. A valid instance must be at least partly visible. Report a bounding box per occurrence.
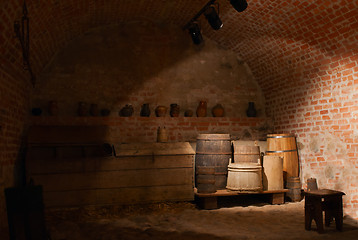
[0,0,358,221]
[209,1,358,218]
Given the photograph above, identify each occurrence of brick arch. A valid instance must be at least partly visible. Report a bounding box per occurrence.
[1,0,358,221]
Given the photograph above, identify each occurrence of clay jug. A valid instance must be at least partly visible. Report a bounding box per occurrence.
[78,102,88,116]
[246,102,257,117]
[120,104,133,117]
[170,104,180,117]
[155,105,167,117]
[48,101,58,116]
[212,104,224,117]
[184,109,193,117]
[90,104,99,116]
[101,108,111,116]
[196,101,207,117]
[140,103,150,117]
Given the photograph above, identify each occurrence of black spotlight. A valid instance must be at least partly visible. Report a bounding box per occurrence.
[204,5,223,30]
[230,0,248,12]
[188,22,203,45]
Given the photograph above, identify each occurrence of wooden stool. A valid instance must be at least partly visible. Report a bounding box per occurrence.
[304,189,345,234]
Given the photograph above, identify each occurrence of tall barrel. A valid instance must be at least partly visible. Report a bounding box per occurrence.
[195,134,231,190]
[233,145,260,163]
[266,134,299,186]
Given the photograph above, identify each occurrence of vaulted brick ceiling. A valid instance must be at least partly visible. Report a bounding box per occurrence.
[1,0,357,111]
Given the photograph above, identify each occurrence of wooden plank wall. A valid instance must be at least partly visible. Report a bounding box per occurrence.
[26,126,194,208]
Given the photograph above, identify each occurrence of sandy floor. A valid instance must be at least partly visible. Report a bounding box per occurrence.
[45,197,358,240]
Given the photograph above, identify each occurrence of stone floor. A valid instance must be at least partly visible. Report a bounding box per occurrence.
[43,196,358,240]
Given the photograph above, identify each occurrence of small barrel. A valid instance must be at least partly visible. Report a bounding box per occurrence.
[286,176,301,202]
[226,162,262,191]
[195,134,231,190]
[266,134,299,186]
[233,145,260,163]
[262,155,283,191]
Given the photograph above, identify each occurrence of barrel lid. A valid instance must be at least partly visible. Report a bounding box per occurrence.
[197,134,231,140]
[228,162,261,168]
[267,133,295,138]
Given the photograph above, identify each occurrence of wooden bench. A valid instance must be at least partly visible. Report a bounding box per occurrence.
[194,188,289,209]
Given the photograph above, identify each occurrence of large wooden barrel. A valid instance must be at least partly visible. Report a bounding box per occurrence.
[262,155,283,190]
[266,134,299,186]
[195,134,231,190]
[226,162,262,191]
[195,166,216,193]
[233,145,260,163]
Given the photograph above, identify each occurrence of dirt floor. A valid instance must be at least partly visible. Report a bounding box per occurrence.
[44,196,358,240]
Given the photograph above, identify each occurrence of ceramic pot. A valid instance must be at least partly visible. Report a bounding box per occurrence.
[170,104,180,117]
[212,104,224,117]
[78,102,88,116]
[184,109,193,117]
[101,108,111,116]
[120,104,134,117]
[31,108,42,116]
[48,101,58,116]
[246,102,257,117]
[155,106,167,117]
[140,103,151,117]
[90,104,99,116]
[196,100,207,117]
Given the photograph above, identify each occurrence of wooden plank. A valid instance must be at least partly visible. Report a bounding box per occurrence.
[27,125,110,144]
[43,185,194,207]
[114,142,195,156]
[27,155,194,175]
[31,168,193,191]
[100,155,194,170]
[26,157,98,175]
[194,188,289,197]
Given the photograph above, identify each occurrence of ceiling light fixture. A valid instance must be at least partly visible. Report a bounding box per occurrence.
[188,22,204,45]
[183,0,248,45]
[230,0,248,13]
[204,5,223,30]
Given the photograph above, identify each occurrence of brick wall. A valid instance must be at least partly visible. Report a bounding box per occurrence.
[32,22,265,119]
[29,116,271,143]
[0,0,358,222]
[209,1,358,218]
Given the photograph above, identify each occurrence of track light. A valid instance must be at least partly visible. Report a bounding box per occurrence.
[230,0,248,13]
[188,22,203,45]
[183,0,248,45]
[204,5,223,30]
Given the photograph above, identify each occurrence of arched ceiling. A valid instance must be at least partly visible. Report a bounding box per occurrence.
[1,0,357,103]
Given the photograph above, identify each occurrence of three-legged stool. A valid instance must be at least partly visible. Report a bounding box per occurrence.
[304,189,345,233]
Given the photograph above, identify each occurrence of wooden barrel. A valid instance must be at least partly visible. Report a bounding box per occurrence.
[195,134,231,190]
[233,145,260,163]
[266,134,299,186]
[226,162,262,191]
[195,166,216,193]
[286,176,301,202]
[262,155,283,190]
